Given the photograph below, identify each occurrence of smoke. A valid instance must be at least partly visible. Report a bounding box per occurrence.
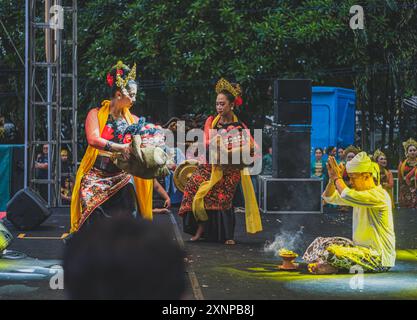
[264,226,305,256]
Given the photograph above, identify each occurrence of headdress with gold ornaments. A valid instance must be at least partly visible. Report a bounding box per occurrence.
[403,138,417,155]
[106,60,137,90]
[343,145,361,159]
[215,78,243,106]
[372,149,386,162]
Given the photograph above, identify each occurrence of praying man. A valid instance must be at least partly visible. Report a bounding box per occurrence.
[303,152,396,274]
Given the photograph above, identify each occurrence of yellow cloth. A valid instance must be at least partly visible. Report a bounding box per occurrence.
[323,185,396,267]
[399,159,417,189]
[192,113,262,234]
[70,100,153,233]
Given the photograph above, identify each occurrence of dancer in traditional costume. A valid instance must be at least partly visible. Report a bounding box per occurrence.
[304,152,396,274]
[178,78,262,244]
[337,147,345,164]
[311,147,327,180]
[373,149,394,206]
[398,138,417,208]
[70,61,153,233]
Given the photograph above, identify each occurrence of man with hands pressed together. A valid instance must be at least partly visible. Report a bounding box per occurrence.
[303,152,396,274]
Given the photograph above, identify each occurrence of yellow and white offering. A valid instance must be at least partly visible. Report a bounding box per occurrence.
[278,248,298,258]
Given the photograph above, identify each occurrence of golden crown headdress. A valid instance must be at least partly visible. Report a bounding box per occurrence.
[215,78,242,98]
[107,60,137,90]
[343,145,361,158]
[372,149,386,162]
[403,138,417,154]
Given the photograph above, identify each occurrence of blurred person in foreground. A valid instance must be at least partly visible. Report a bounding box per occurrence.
[63,218,186,300]
[303,152,395,274]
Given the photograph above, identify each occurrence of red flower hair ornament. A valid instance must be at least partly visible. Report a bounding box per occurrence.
[234,96,243,107]
[106,73,114,87]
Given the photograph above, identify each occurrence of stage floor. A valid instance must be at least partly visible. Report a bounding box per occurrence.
[1,207,417,300]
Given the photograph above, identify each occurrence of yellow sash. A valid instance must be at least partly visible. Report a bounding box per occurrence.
[191,113,262,234]
[70,100,153,233]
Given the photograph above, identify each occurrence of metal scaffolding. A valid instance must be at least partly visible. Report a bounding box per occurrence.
[25,0,78,207]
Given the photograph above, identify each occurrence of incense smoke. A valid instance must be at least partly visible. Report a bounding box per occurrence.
[264,226,305,256]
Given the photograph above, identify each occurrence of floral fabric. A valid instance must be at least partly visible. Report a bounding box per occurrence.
[178,164,241,215]
[100,114,131,144]
[398,160,417,208]
[79,167,131,228]
[303,236,387,273]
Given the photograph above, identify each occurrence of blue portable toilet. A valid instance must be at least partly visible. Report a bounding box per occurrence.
[311,87,356,151]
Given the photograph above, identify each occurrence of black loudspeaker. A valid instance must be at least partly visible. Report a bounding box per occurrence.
[272,79,312,178]
[275,101,312,125]
[274,79,312,125]
[275,79,312,102]
[6,188,51,230]
[259,177,323,213]
[11,146,24,196]
[272,127,311,178]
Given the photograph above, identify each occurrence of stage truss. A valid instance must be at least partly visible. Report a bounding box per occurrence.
[25,0,78,207]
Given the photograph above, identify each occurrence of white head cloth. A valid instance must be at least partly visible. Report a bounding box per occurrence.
[346,151,380,183]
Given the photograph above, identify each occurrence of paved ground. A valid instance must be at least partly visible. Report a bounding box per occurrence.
[1,206,417,299]
[179,208,417,300]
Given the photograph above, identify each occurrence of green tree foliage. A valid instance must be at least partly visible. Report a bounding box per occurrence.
[0,0,25,141]
[1,0,417,161]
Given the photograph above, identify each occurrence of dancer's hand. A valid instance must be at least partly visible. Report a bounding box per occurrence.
[164,198,171,209]
[120,143,132,160]
[167,163,177,171]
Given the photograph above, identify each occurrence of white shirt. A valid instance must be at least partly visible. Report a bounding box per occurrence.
[323,185,396,267]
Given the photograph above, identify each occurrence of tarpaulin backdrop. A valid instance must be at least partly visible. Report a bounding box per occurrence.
[0,145,17,211]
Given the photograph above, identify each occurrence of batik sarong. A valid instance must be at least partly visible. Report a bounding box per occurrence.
[79,167,131,228]
[303,237,388,273]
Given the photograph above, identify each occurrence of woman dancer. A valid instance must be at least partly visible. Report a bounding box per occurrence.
[178,78,262,244]
[70,61,153,233]
[398,138,417,208]
[373,149,394,205]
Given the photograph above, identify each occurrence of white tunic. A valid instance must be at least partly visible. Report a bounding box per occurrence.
[323,185,396,267]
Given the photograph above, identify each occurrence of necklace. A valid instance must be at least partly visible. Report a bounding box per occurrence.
[407,158,417,165]
[219,115,233,125]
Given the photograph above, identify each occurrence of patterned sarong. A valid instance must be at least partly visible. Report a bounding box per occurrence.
[79,167,131,228]
[303,237,388,273]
